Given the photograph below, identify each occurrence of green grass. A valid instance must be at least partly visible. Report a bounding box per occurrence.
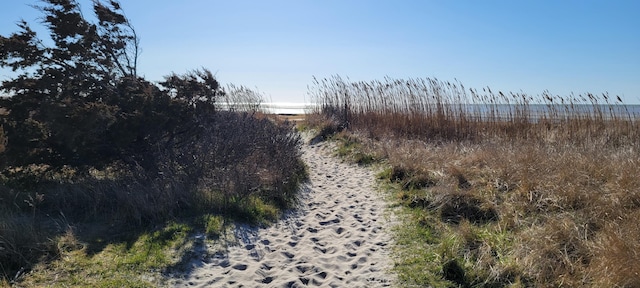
[4,191,295,287]
[390,188,523,288]
[15,222,193,287]
[393,208,447,287]
[201,214,224,239]
[332,133,378,165]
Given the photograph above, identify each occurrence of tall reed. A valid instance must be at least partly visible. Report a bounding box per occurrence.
[308,75,638,147]
[307,76,640,286]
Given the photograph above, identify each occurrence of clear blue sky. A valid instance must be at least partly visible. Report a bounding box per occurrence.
[1,0,639,103]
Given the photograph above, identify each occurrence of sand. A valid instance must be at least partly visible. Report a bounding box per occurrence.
[168,138,396,287]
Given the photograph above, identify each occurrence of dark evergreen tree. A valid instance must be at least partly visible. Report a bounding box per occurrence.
[0,0,223,169]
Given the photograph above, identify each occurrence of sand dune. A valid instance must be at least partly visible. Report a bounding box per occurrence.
[169,139,396,287]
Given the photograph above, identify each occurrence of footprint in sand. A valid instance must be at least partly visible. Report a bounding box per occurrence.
[167,136,396,287]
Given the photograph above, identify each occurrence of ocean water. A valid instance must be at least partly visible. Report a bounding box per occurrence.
[259,103,315,115]
[456,104,640,120]
[247,103,640,119]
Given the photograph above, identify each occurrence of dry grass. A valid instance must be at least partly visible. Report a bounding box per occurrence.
[308,76,640,287]
[272,114,307,123]
[0,111,307,283]
[307,76,638,146]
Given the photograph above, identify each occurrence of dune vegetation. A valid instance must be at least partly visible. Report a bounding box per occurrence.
[2,1,637,287]
[0,1,306,286]
[307,75,640,287]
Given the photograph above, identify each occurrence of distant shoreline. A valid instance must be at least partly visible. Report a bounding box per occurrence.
[256,103,640,118]
[259,102,315,115]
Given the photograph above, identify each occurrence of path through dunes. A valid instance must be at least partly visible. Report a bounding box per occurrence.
[170,139,396,287]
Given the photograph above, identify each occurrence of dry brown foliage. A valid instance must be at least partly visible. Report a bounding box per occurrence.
[309,75,640,286]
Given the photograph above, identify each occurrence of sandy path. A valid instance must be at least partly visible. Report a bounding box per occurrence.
[169,139,396,287]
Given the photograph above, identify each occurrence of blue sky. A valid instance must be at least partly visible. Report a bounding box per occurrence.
[1,0,639,103]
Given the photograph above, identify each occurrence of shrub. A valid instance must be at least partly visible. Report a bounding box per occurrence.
[0,0,307,281]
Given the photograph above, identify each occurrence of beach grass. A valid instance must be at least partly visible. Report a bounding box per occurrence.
[308,75,640,287]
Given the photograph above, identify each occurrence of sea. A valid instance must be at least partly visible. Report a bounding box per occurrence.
[259,103,315,115]
[258,103,640,120]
